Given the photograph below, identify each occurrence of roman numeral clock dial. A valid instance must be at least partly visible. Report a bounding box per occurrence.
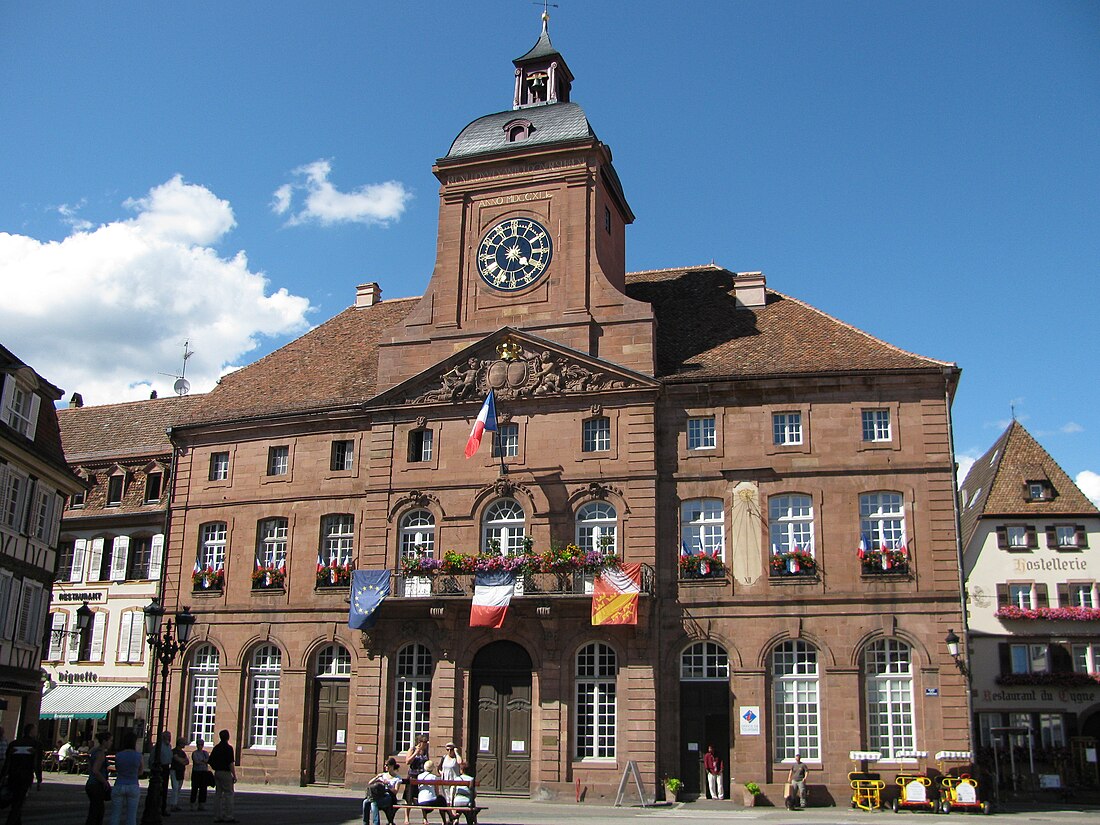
[476,216,553,291]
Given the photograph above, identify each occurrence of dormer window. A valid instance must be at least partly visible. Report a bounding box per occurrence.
[1027,481,1055,501]
[504,118,533,143]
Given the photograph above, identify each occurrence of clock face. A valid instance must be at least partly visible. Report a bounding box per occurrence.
[476,217,553,292]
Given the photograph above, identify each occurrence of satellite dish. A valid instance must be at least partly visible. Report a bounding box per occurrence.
[173,378,191,396]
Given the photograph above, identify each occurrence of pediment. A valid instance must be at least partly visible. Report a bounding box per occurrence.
[369,328,659,409]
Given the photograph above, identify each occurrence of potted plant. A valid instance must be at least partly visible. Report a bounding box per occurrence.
[663,776,683,802]
[743,781,762,807]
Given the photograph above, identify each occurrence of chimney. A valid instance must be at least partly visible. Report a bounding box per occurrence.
[150,390,158,399]
[356,282,382,308]
[69,392,84,408]
[733,271,766,309]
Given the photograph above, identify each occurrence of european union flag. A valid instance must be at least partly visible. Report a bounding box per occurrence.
[349,570,390,629]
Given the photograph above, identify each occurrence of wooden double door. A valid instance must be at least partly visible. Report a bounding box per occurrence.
[311,679,348,785]
[468,641,532,796]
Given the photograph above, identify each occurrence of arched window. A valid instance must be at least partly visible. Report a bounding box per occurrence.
[680,499,724,559]
[316,643,351,678]
[576,502,617,554]
[188,644,219,745]
[400,510,435,560]
[482,499,526,555]
[864,639,915,759]
[772,640,820,761]
[575,643,617,759]
[769,495,814,555]
[320,514,354,566]
[256,518,289,568]
[860,492,906,550]
[248,644,281,749]
[680,641,729,680]
[394,643,433,751]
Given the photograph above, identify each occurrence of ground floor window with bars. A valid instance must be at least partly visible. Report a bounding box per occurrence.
[394,643,432,752]
[865,638,915,759]
[248,644,281,749]
[575,642,617,759]
[189,643,220,745]
[772,640,821,761]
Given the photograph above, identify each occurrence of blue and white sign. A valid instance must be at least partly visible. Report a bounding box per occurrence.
[739,706,761,736]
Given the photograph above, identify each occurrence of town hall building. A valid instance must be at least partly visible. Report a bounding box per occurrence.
[155,16,971,802]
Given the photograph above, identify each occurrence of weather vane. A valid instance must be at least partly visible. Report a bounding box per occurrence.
[533,0,559,17]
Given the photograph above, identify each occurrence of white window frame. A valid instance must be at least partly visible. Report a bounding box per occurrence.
[687,416,716,450]
[400,510,436,559]
[316,644,352,678]
[321,514,354,566]
[680,498,725,560]
[1039,713,1066,748]
[482,498,526,555]
[189,644,220,745]
[772,412,803,446]
[1007,525,1030,548]
[576,502,617,555]
[200,522,227,570]
[1,376,40,439]
[1008,583,1035,610]
[106,473,124,506]
[209,452,230,482]
[773,640,821,762]
[680,641,729,681]
[582,417,611,453]
[116,609,146,664]
[1072,642,1100,675]
[575,642,617,760]
[864,639,916,760]
[492,423,519,458]
[860,492,906,550]
[267,446,289,476]
[330,440,354,472]
[46,611,67,662]
[1,466,29,531]
[861,409,891,442]
[393,643,432,752]
[1066,583,1096,609]
[769,494,814,555]
[248,644,282,749]
[1054,525,1078,549]
[257,517,288,568]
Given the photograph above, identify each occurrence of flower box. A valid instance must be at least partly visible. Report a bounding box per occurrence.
[252,565,286,590]
[192,567,224,591]
[770,550,816,577]
[316,561,353,588]
[996,672,1100,687]
[400,544,621,577]
[679,553,726,579]
[860,549,909,574]
[995,606,1100,622]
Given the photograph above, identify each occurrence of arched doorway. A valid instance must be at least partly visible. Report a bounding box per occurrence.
[310,644,350,785]
[468,641,532,796]
[679,641,731,797]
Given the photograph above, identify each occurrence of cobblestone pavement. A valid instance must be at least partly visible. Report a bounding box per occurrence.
[12,773,1099,825]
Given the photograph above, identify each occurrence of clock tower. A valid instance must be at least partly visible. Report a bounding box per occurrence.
[378,13,655,390]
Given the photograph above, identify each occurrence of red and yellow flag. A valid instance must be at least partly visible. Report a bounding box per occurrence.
[591,563,641,626]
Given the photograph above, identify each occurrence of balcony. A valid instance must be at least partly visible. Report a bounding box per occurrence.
[395,565,654,599]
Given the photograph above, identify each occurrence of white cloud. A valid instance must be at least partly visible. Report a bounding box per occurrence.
[1077,471,1100,508]
[1061,421,1084,434]
[0,175,312,405]
[273,159,411,227]
[956,450,979,489]
[56,201,92,232]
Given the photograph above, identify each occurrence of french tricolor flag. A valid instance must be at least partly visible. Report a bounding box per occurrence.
[470,570,515,627]
[464,390,498,459]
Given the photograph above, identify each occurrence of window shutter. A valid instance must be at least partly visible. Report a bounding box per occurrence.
[128,612,144,663]
[996,583,1008,608]
[998,643,1011,676]
[49,493,63,545]
[0,377,14,429]
[70,538,87,583]
[1077,526,1089,549]
[88,538,104,582]
[48,612,66,661]
[1045,527,1058,549]
[25,393,41,441]
[16,581,38,644]
[1035,583,1049,608]
[149,534,164,581]
[110,536,130,582]
[90,612,106,661]
[995,526,1008,549]
[0,463,9,520]
[1026,526,1038,549]
[4,578,23,640]
[117,610,134,663]
[1057,584,1069,607]
[69,617,82,659]
[0,573,11,640]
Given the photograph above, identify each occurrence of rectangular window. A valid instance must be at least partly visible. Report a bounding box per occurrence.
[200,523,227,570]
[1008,583,1034,609]
[1073,643,1100,675]
[321,514,355,566]
[46,612,66,662]
[687,416,717,450]
[267,446,289,476]
[106,475,124,505]
[492,423,519,458]
[3,383,37,437]
[257,518,288,568]
[1066,583,1095,608]
[33,488,55,541]
[1010,643,1049,674]
[680,499,725,559]
[773,412,803,446]
[407,430,433,463]
[2,468,27,530]
[56,541,76,582]
[249,672,280,749]
[127,537,153,580]
[1055,525,1079,549]
[1006,525,1031,549]
[144,473,162,503]
[1039,714,1066,748]
[209,452,230,481]
[582,417,611,453]
[861,409,891,442]
[69,488,86,508]
[189,654,219,746]
[330,440,354,472]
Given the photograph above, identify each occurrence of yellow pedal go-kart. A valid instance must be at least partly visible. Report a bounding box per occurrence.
[849,772,885,811]
[938,775,992,815]
[891,774,938,814]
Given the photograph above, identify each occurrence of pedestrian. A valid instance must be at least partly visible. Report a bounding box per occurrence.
[703,743,724,800]
[401,735,429,825]
[438,743,464,805]
[787,753,809,808]
[2,722,43,825]
[169,736,189,811]
[153,731,172,815]
[208,729,237,823]
[108,731,142,825]
[365,757,403,825]
[189,737,212,811]
[84,731,113,825]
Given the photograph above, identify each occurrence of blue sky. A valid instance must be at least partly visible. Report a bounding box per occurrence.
[2,1,1098,501]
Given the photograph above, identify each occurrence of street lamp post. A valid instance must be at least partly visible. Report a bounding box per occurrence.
[140,599,196,825]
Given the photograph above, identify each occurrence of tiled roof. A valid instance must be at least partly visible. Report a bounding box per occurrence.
[182,298,417,426]
[57,394,205,463]
[624,266,954,380]
[958,421,1098,545]
[446,102,595,159]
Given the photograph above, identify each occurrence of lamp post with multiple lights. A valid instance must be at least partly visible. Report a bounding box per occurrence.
[140,599,196,825]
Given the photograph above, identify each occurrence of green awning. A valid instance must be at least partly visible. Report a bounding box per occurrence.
[39,684,143,719]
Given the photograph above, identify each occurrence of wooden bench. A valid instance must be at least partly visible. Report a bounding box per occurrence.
[389,778,484,825]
